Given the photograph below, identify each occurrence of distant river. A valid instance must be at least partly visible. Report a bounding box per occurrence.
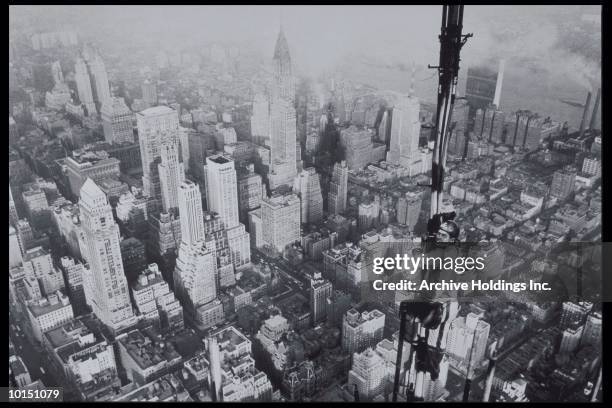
[339,60,600,131]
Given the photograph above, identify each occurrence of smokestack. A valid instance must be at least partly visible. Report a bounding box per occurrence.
[589,88,601,131]
[493,59,505,108]
[579,91,592,137]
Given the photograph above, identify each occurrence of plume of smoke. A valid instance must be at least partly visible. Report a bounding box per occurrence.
[463,6,600,92]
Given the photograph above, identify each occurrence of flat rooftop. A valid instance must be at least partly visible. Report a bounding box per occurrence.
[137,105,175,117]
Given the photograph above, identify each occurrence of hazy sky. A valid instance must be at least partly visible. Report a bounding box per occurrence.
[10,5,601,89]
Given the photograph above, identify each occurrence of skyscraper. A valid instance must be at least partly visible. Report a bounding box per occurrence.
[136,106,180,202]
[51,60,64,85]
[387,95,420,168]
[395,190,423,231]
[207,336,223,401]
[9,226,23,268]
[250,92,270,141]
[78,178,135,332]
[465,64,498,117]
[173,241,218,319]
[9,185,19,226]
[310,272,333,325]
[342,308,385,354]
[294,167,323,224]
[88,52,111,111]
[101,97,134,144]
[348,347,391,401]
[550,165,577,200]
[142,78,158,107]
[205,154,239,229]
[448,98,470,158]
[272,26,295,104]
[237,164,263,222]
[446,313,490,376]
[174,179,218,325]
[158,141,185,213]
[328,160,348,215]
[74,57,96,116]
[269,97,298,189]
[177,180,205,246]
[261,192,301,252]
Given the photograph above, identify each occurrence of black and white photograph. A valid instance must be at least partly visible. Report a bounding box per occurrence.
[7,4,604,403]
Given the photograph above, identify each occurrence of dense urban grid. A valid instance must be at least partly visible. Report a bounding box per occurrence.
[8,5,602,402]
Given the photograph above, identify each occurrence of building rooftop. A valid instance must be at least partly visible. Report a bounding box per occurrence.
[9,356,28,377]
[118,328,181,370]
[137,105,175,117]
[27,292,71,318]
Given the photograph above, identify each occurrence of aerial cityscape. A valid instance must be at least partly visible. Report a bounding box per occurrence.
[8,5,602,402]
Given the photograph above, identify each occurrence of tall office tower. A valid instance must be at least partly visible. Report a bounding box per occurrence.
[342,308,386,355]
[294,167,323,224]
[78,179,135,332]
[237,164,263,222]
[582,156,602,178]
[348,347,391,401]
[205,154,239,229]
[328,160,349,215]
[142,78,158,107]
[9,185,19,225]
[15,219,33,255]
[418,358,450,401]
[204,154,250,272]
[326,289,352,326]
[226,223,251,271]
[523,116,560,151]
[88,52,111,110]
[340,126,375,170]
[310,272,333,325]
[272,26,295,104]
[446,313,491,376]
[475,105,505,143]
[250,93,270,141]
[173,241,218,319]
[448,99,470,158]
[51,60,64,85]
[396,190,423,231]
[560,323,584,354]
[358,198,380,231]
[261,192,301,252]
[9,226,23,268]
[489,107,506,144]
[207,336,223,402]
[74,57,96,115]
[560,301,592,330]
[174,180,218,322]
[177,180,205,246]
[269,97,298,189]
[386,95,420,168]
[101,97,134,144]
[504,110,528,148]
[550,165,577,200]
[202,212,235,288]
[136,106,180,202]
[58,256,88,315]
[581,311,602,348]
[465,64,498,117]
[158,141,185,213]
